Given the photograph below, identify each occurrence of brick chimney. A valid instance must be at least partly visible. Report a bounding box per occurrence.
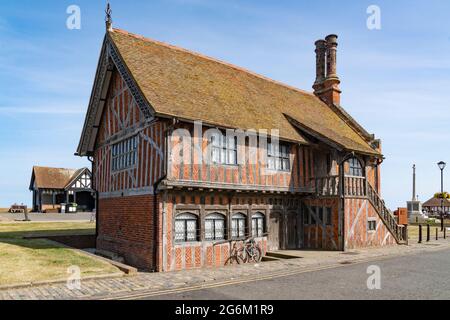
[313,34,342,106]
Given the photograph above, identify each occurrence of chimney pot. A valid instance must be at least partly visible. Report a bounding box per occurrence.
[313,40,327,90]
[313,34,341,106]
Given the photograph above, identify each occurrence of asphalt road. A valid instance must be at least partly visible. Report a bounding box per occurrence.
[142,248,450,300]
[0,212,94,222]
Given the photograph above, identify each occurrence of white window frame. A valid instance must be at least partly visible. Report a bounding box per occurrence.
[175,213,198,242]
[210,133,238,166]
[368,218,377,232]
[111,135,138,172]
[231,213,246,239]
[252,212,265,237]
[204,213,226,241]
[267,142,290,171]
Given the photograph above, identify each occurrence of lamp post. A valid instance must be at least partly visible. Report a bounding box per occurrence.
[437,161,446,231]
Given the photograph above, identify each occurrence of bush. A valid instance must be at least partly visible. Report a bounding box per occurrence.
[434,192,450,199]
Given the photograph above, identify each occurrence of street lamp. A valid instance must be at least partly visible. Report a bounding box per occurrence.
[437,161,446,231]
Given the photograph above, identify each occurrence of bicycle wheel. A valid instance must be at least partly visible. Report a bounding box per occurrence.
[247,246,262,263]
[237,246,248,263]
[224,254,244,266]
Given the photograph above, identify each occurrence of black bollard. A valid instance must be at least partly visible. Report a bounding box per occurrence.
[427,224,430,242]
[436,228,439,241]
[418,224,422,243]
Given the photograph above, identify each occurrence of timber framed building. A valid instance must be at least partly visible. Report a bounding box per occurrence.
[29,166,95,213]
[77,21,407,271]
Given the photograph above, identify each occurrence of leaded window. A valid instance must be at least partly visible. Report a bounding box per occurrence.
[210,133,238,165]
[252,212,265,237]
[175,213,198,242]
[348,157,363,177]
[205,213,225,241]
[267,143,290,171]
[112,135,138,172]
[231,213,246,239]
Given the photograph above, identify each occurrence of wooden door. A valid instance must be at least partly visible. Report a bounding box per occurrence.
[268,212,281,251]
[286,212,298,249]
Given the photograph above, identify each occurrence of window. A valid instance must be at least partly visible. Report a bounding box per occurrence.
[348,157,363,177]
[211,133,237,165]
[326,207,332,226]
[231,213,246,239]
[368,219,377,231]
[252,212,265,237]
[205,213,225,241]
[267,143,290,171]
[175,213,198,242]
[112,136,138,172]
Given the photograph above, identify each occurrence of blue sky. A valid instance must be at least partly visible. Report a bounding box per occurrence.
[0,0,449,208]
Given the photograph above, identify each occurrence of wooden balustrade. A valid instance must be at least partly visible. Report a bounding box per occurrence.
[344,176,366,197]
[312,176,339,196]
[312,175,366,197]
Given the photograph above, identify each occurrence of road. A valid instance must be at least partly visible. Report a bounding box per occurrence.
[0,212,94,222]
[140,248,450,300]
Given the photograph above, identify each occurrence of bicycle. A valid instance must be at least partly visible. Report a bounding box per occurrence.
[239,237,262,263]
[224,240,245,265]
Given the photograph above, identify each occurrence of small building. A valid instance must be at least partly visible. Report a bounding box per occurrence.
[29,166,95,213]
[422,197,450,217]
[393,208,408,225]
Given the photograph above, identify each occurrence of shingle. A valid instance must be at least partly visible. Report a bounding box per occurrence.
[32,167,79,189]
[108,29,379,155]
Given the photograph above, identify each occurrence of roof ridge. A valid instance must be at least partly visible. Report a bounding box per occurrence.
[111,28,316,98]
[34,166,78,171]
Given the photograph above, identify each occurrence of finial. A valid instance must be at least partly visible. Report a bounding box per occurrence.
[105,2,113,32]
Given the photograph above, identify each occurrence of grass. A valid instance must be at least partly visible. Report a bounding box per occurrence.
[408,223,450,240]
[0,221,95,239]
[0,221,120,287]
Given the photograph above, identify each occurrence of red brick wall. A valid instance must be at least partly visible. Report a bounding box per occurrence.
[97,194,157,270]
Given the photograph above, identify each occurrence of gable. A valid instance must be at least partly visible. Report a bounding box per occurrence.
[65,168,92,190]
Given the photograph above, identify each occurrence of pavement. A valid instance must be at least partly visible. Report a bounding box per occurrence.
[1,238,450,300]
[149,248,450,300]
[0,212,94,222]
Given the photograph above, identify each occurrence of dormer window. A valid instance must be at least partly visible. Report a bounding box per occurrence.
[347,157,363,177]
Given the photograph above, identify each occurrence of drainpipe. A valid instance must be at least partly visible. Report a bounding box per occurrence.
[152,118,178,272]
[86,155,98,245]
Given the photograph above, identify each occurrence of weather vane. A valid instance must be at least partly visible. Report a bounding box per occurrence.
[105,2,113,31]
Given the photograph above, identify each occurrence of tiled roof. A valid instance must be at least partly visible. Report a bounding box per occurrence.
[423,197,450,207]
[108,29,379,155]
[30,167,83,190]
